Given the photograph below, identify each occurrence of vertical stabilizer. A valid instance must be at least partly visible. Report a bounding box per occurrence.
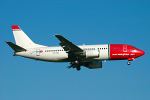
[12,25,46,48]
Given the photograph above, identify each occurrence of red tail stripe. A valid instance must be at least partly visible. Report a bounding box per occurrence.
[11,25,20,29]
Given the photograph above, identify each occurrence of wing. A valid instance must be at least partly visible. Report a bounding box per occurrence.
[55,35,86,70]
[55,35,83,53]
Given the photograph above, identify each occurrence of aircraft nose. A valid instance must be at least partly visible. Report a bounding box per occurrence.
[138,49,145,56]
[141,50,145,55]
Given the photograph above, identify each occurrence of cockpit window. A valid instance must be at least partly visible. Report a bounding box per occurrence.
[132,47,137,49]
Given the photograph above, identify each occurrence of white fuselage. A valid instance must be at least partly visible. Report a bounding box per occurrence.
[16,44,109,62]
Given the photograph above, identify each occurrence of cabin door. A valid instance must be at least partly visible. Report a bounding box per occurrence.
[36,49,40,56]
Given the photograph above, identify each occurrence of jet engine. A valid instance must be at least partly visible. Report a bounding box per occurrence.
[87,61,102,69]
[78,50,99,58]
[85,50,99,58]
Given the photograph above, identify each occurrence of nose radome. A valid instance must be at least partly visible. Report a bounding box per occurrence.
[139,49,145,56]
[141,50,145,55]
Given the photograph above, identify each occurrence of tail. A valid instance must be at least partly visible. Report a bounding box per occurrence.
[11,25,46,48]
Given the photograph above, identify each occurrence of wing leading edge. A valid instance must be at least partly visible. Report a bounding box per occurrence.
[55,35,83,53]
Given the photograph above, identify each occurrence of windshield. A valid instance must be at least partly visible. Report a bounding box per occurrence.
[132,47,137,49]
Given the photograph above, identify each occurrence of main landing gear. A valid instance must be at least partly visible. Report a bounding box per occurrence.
[74,60,81,71]
[76,65,81,71]
[66,60,81,71]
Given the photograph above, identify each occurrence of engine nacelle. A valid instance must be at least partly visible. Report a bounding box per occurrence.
[85,50,99,58]
[88,61,102,69]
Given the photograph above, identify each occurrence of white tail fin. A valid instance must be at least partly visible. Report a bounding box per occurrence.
[12,25,46,48]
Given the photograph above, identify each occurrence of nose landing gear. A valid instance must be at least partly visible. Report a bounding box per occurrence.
[127,61,130,65]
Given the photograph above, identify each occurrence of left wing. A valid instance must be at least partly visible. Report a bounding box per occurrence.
[55,35,83,53]
[55,35,86,70]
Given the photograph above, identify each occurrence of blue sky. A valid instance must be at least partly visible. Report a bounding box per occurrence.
[0,0,150,100]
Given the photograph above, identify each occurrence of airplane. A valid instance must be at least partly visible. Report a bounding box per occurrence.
[6,25,145,71]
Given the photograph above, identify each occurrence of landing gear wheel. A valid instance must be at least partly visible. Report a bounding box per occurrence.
[76,66,81,71]
[127,61,130,65]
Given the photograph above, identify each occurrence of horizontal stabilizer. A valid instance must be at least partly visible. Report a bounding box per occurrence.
[6,41,26,52]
